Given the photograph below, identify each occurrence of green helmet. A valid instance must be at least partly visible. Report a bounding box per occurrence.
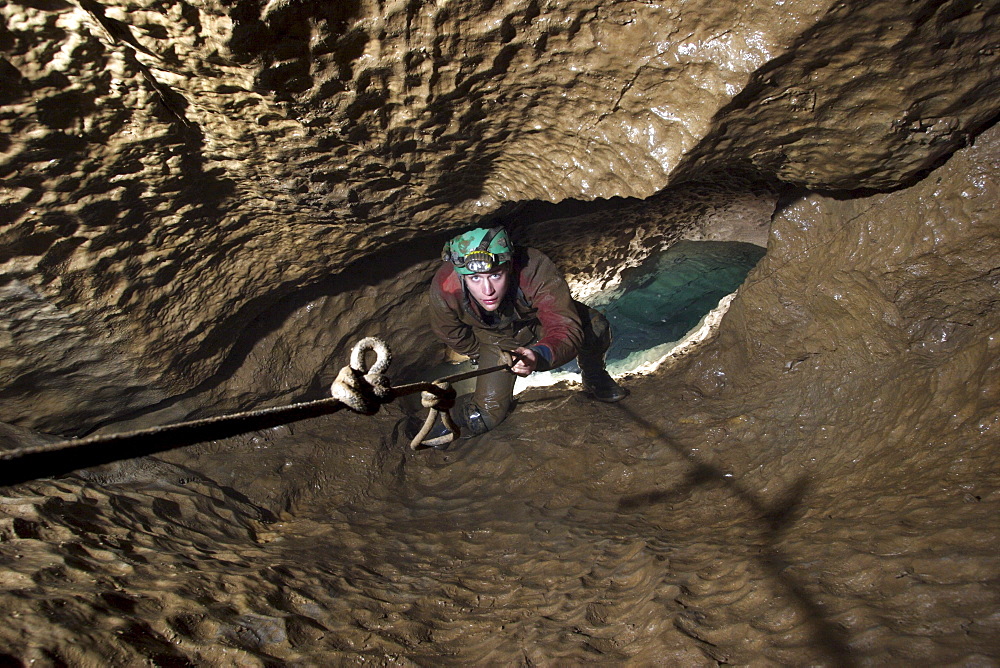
[442,227,513,275]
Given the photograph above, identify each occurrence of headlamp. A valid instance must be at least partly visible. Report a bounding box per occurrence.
[460,251,499,274]
[443,226,513,275]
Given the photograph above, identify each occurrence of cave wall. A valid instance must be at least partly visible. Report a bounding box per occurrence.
[2,0,1000,434]
[0,3,999,661]
[674,0,1000,189]
[674,122,1000,499]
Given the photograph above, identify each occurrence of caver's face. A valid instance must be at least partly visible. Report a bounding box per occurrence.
[463,265,509,312]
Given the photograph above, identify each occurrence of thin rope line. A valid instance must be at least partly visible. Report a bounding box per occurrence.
[0,351,511,487]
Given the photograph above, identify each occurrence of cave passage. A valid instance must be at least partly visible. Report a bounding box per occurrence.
[601,240,766,372]
[519,240,766,390]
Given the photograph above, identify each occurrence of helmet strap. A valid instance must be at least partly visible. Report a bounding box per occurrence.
[475,226,503,253]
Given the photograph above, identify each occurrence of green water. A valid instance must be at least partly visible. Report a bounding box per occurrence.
[595,240,765,369]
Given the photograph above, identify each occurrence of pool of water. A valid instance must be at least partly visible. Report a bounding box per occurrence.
[598,239,766,372]
[521,240,766,387]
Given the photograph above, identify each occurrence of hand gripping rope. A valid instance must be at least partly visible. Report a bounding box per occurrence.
[0,338,513,487]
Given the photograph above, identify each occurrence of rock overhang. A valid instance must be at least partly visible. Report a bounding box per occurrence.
[1,0,999,434]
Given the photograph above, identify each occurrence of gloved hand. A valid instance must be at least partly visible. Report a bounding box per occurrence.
[507,347,538,377]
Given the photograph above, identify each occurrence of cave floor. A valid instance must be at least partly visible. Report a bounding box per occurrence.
[0,369,997,666]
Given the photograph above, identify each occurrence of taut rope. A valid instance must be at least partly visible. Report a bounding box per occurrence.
[0,338,511,487]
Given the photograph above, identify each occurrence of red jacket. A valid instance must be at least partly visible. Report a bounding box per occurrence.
[428,247,584,370]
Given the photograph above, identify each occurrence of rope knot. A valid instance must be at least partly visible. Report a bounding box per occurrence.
[409,380,459,450]
[330,337,392,414]
[420,381,454,411]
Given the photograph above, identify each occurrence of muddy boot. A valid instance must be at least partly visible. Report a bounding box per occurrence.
[455,400,490,438]
[578,353,628,403]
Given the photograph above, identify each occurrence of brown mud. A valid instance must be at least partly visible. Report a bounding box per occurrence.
[2,0,999,664]
[2,125,1000,665]
[1,367,996,666]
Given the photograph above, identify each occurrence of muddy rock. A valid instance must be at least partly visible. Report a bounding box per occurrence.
[0,0,998,664]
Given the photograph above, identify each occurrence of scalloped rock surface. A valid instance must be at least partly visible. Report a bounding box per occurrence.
[0,0,999,664]
[3,0,1000,429]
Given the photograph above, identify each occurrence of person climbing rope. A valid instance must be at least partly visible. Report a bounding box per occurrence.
[411,226,628,444]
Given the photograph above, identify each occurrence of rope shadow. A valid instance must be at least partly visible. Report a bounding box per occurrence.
[612,402,855,667]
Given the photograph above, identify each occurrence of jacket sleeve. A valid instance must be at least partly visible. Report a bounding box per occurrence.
[521,250,584,370]
[428,269,480,358]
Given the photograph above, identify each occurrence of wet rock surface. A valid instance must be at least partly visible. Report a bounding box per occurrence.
[674,0,1000,190]
[1,0,999,664]
[0,126,996,665]
[3,0,999,430]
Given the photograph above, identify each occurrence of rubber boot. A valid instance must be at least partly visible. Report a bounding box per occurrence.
[455,399,490,438]
[578,352,628,403]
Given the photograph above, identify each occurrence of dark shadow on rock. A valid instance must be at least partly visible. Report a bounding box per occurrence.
[189,230,454,394]
[81,230,455,438]
[611,402,855,668]
[616,463,717,511]
[226,0,364,98]
[115,620,200,667]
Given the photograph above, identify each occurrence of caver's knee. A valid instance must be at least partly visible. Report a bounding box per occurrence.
[464,345,516,432]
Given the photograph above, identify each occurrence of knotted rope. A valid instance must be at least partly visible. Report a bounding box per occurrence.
[324,337,464,448]
[329,337,393,414]
[325,337,515,450]
[413,381,459,449]
[0,338,512,486]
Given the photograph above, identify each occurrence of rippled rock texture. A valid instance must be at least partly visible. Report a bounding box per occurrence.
[1,0,1000,664]
[3,0,1000,429]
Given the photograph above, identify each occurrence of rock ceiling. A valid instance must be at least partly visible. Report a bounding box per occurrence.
[1,0,999,431]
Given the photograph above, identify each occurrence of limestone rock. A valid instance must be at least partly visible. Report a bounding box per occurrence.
[0,1,997,662]
[675,0,1000,190]
[5,0,997,431]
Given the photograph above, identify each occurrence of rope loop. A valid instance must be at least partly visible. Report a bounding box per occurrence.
[420,381,455,411]
[350,336,391,377]
[331,337,392,414]
[409,380,460,450]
